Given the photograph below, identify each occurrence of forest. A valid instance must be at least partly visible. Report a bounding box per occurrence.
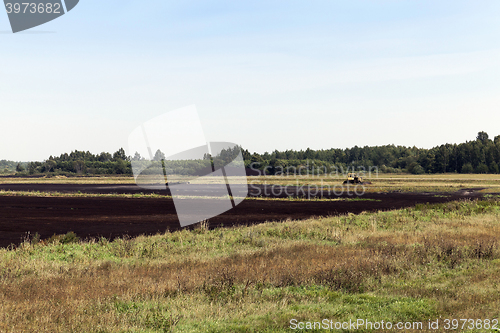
[243,132,500,175]
[5,132,500,176]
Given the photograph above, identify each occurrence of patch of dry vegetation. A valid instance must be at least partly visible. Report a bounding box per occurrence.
[248,174,500,193]
[0,176,136,185]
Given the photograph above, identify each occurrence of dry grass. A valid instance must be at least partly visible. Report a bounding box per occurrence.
[0,176,136,185]
[248,173,500,193]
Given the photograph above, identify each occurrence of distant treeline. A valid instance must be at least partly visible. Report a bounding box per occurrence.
[0,160,22,174]
[15,148,131,176]
[15,146,243,176]
[242,132,500,175]
[8,131,500,176]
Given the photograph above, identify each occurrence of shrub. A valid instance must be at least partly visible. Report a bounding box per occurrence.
[489,162,499,174]
[60,231,80,244]
[408,162,425,175]
[47,231,80,244]
[15,163,25,172]
[461,163,474,173]
[476,163,489,174]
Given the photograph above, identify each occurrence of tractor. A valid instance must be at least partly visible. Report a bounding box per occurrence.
[343,172,363,184]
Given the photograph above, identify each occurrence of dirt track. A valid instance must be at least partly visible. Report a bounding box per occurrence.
[0,184,485,248]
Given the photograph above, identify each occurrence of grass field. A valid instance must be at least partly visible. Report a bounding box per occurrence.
[1,198,500,332]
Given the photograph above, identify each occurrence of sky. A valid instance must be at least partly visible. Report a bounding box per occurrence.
[1,0,500,161]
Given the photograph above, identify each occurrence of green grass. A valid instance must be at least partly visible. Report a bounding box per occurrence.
[1,198,500,332]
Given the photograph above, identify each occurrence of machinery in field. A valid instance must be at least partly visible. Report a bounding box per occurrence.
[343,172,363,184]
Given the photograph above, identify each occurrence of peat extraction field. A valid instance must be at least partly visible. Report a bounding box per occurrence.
[0,175,499,332]
[0,175,493,247]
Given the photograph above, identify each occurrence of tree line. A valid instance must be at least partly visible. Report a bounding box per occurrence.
[242,131,500,175]
[0,160,20,174]
[15,148,130,176]
[9,132,500,176]
[15,146,244,176]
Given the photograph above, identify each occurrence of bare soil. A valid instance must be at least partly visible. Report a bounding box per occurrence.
[0,184,486,248]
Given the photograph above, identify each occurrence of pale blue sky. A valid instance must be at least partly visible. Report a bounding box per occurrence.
[1,1,500,161]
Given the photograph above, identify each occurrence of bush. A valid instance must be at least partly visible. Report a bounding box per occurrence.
[60,232,80,244]
[408,162,425,175]
[489,162,499,174]
[412,165,425,174]
[476,163,489,174]
[47,231,80,244]
[461,163,474,174]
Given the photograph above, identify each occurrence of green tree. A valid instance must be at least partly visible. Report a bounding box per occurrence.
[408,162,425,174]
[153,149,165,161]
[113,148,128,161]
[418,152,435,173]
[114,159,127,174]
[73,160,85,174]
[476,131,489,142]
[28,162,41,175]
[98,152,112,162]
[45,160,56,173]
[131,152,143,161]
